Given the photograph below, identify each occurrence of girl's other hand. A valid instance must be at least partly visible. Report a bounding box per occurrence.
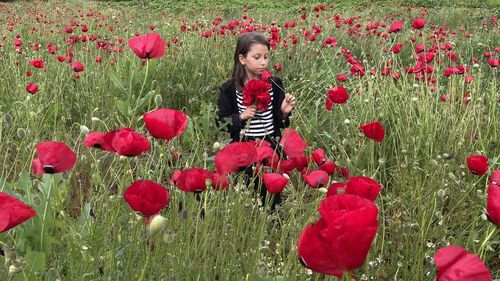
[240,105,256,120]
[281,93,296,115]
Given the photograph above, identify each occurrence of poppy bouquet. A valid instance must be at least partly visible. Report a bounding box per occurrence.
[242,71,272,112]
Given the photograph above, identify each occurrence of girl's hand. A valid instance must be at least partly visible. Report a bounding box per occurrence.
[281,93,296,116]
[240,105,256,121]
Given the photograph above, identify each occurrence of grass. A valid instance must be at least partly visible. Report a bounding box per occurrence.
[0,0,499,280]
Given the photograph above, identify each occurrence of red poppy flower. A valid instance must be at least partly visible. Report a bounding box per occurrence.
[32,141,77,174]
[0,192,36,233]
[143,108,189,140]
[302,170,329,188]
[466,155,488,176]
[169,170,181,185]
[83,132,116,152]
[123,180,170,218]
[261,70,272,81]
[325,86,349,110]
[128,33,165,59]
[391,42,403,54]
[388,20,403,33]
[489,170,500,185]
[487,58,499,68]
[29,59,45,69]
[411,18,426,29]
[280,128,308,157]
[487,183,500,226]
[242,79,271,112]
[255,141,279,168]
[214,142,258,174]
[290,155,311,172]
[71,61,84,72]
[336,74,348,82]
[434,245,492,281]
[359,122,385,142]
[212,173,229,190]
[26,82,39,95]
[326,182,346,197]
[262,173,289,194]
[319,161,336,174]
[275,158,296,174]
[311,148,327,165]
[111,128,150,157]
[274,63,282,71]
[175,168,213,193]
[345,176,381,201]
[298,194,379,275]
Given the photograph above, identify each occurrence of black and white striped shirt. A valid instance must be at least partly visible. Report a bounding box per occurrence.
[236,88,274,137]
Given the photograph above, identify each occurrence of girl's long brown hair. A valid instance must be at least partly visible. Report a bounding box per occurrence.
[232,32,270,92]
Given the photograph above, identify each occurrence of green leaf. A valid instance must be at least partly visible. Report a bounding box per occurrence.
[25,250,46,278]
[116,100,130,117]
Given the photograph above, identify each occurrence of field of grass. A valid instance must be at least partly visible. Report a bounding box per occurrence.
[0,0,499,280]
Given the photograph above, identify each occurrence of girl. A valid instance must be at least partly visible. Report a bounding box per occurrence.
[217,32,296,211]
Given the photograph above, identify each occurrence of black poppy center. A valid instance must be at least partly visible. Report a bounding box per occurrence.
[43,165,55,174]
[93,143,102,148]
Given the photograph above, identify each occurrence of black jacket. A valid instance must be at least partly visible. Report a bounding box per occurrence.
[217,77,291,142]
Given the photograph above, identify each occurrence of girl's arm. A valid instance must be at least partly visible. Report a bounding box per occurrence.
[216,84,244,139]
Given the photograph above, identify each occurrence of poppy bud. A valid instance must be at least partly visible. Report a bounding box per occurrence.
[3,113,13,125]
[318,187,328,193]
[212,142,221,152]
[80,125,89,134]
[9,265,22,275]
[154,94,162,107]
[91,117,100,122]
[16,128,26,139]
[148,214,167,237]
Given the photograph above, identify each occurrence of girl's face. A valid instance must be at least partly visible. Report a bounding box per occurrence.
[239,43,269,81]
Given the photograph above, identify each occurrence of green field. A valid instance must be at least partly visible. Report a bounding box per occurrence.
[0,0,499,280]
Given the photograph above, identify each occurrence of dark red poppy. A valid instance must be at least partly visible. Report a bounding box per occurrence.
[290,155,311,172]
[29,59,45,69]
[274,63,282,71]
[487,183,500,226]
[175,168,213,193]
[388,20,403,33]
[326,182,346,197]
[254,141,279,168]
[71,61,84,72]
[298,194,379,275]
[311,148,327,165]
[325,86,349,110]
[83,132,115,152]
[111,128,150,157]
[302,170,329,188]
[280,128,308,157]
[32,141,77,174]
[261,70,272,81]
[26,82,39,95]
[214,142,258,174]
[242,79,271,112]
[128,33,165,59]
[275,158,296,174]
[169,170,181,185]
[345,176,381,201]
[359,122,385,142]
[262,173,289,194]
[411,18,426,29]
[466,155,489,176]
[0,192,36,233]
[391,42,403,54]
[434,245,492,281]
[143,108,189,140]
[123,180,170,218]
[487,58,499,68]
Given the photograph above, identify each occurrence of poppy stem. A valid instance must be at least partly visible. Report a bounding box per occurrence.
[40,175,53,252]
[137,245,152,281]
[478,225,497,259]
[347,271,356,280]
[139,59,150,98]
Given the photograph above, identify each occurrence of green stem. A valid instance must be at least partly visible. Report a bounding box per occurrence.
[478,225,497,259]
[139,59,150,98]
[40,176,53,252]
[137,244,152,281]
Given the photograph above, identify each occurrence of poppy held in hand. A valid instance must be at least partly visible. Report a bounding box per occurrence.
[298,194,379,277]
[111,128,150,157]
[123,180,170,218]
[143,108,189,141]
[0,192,36,233]
[325,86,349,110]
[359,122,385,142]
[32,141,77,174]
[434,245,492,281]
[466,155,488,176]
[128,33,165,59]
[242,79,271,112]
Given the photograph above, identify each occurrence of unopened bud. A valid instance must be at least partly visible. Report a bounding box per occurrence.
[212,142,221,152]
[9,265,22,275]
[3,113,13,125]
[80,125,89,134]
[91,117,100,122]
[16,128,26,139]
[154,94,163,107]
[318,187,328,193]
[149,214,168,237]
